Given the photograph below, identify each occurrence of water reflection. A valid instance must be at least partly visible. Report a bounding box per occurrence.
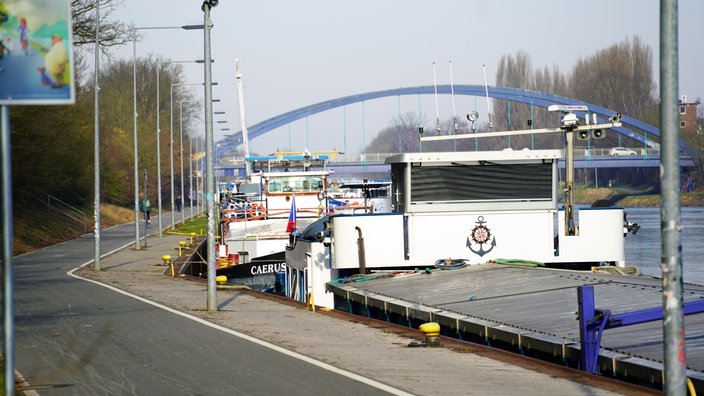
[623,207,704,284]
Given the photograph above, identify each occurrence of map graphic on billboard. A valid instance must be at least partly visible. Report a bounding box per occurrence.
[0,0,75,105]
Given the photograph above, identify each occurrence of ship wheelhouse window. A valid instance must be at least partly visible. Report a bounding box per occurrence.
[267,176,325,194]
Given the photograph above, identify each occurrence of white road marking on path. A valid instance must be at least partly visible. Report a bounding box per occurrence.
[68,256,414,396]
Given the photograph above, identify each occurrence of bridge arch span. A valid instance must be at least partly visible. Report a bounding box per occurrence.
[222,85,698,162]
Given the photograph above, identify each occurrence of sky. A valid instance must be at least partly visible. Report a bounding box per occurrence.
[111,0,704,156]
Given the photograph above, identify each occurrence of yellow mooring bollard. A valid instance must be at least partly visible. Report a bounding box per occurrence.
[409,322,442,347]
[306,292,316,312]
[189,232,196,245]
[177,241,187,257]
[161,255,172,266]
[419,322,441,343]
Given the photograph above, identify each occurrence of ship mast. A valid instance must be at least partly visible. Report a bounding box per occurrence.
[235,59,251,178]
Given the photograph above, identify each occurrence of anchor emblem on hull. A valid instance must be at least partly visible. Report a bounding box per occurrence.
[466,216,496,257]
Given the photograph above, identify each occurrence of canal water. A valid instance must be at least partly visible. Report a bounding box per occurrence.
[621,206,704,285]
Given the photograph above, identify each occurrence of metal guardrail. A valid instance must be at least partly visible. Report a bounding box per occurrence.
[25,192,88,233]
[574,147,660,157]
[48,194,87,233]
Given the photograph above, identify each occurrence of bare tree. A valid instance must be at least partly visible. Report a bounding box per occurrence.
[570,36,656,120]
[493,51,562,149]
[88,56,198,204]
[71,0,131,51]
[367,112,426,153]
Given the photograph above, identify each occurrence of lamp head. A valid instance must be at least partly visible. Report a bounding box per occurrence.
[202,0,218,11]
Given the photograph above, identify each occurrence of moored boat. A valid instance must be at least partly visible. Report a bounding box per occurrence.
[215,151,329,289]
[284,105,638,308]
[215,151,392,290]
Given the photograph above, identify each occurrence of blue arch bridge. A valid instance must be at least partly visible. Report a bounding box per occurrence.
[213,85,699,179]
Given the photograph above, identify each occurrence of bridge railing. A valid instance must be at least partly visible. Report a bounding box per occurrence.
[575,146,660,157]
[337,153,393,163]
[219,152,398,165]
[219,148,666,166]
[328,149,664,162]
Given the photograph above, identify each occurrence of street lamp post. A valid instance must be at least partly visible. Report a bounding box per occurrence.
[170,82,215,228]
[132,30,140,249]
[169,83,181,229]
[179,100,186,224]
[94,3,101,270]
[202,0,218,311]
[196,136,202,215]
[156,59,204,236]
[189,130,194,219]
[132,24,203,243]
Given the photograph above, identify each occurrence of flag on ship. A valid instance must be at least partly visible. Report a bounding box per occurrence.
[286,196,297,233]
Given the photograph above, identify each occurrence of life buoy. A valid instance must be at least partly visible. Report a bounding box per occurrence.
[249,204,265,218]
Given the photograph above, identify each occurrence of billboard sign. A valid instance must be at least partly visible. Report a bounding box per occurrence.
[0,0,75,105]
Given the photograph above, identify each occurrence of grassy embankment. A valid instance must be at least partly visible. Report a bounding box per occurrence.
[170,215,208,236]
[13,203,136,256]
[571,185,704,207]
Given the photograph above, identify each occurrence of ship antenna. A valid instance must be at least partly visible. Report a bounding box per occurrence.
[433,62,441,134]
[449,61,458,151]
[483,64,493,130]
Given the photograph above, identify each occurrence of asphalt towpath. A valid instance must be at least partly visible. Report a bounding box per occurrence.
[71,232,658,396]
